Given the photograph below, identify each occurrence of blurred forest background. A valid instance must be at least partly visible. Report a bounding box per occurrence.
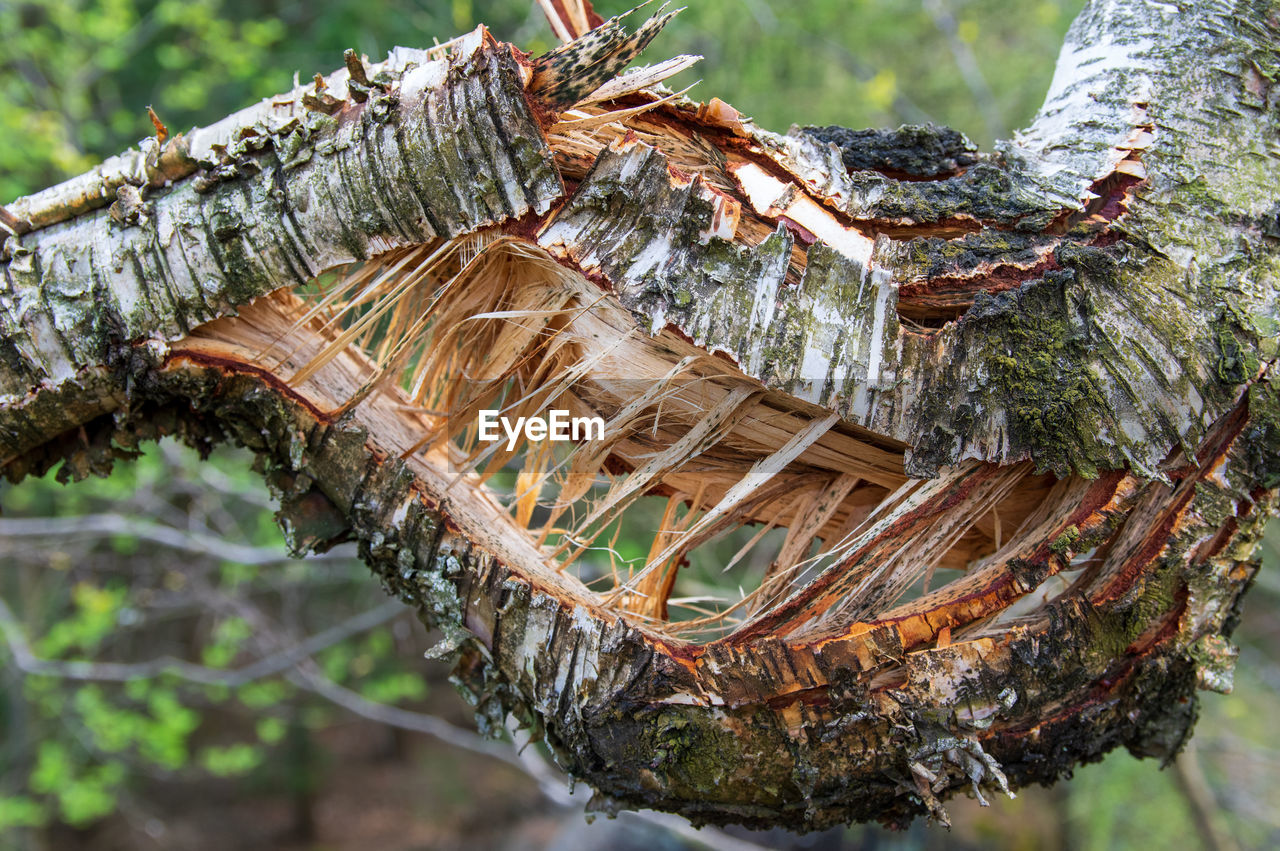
[2,1,1278,849]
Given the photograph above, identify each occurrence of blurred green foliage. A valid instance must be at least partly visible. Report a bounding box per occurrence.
[0,443,429,833]
[1,0,1086,202]
[4,1,1279,849]
[646,0,1085,145]
[0,0,550,200]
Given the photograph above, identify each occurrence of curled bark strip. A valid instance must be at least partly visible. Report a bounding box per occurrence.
[2,0,1278,831]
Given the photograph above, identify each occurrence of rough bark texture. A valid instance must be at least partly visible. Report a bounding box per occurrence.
[2,0,1279,831]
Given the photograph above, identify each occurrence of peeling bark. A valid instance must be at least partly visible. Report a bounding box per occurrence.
[2,0,1279,831]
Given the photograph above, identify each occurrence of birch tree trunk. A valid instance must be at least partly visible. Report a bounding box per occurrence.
[2,0,1278,830]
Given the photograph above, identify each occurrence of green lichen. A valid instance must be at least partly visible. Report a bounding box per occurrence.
[1186,634,1238,694]
[857,160,1058,230]
[609,706,789,807]
[978,271,1109,477]
[201,195,274,303]
[1242,379,1280,488]
[901,230,1042,280]
[1214,314,1262,385]
[1049,524,1081,556]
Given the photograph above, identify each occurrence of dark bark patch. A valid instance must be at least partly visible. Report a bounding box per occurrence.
[801,123,978,179]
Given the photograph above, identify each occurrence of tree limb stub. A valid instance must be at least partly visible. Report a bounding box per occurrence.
[2,0,1278,830]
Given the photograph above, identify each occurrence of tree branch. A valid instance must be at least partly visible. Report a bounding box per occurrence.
[0,595,403,686]
[0,514,352,566]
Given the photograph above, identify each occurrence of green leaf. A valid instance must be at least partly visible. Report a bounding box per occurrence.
[0,796,48,830]
[360,672,428,704]
[57,764,123,828]
[74,685,139,753]
[37,582,126,658]
[199,744,263,778]
[256,716,287,744]
[124,678,151,701]
[137,688,199,770]
[29,741,72,795]
[319,643,353,681]
[237,680,291,709]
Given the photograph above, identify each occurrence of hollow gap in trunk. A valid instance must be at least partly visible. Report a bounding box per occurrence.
[223,236,1083,645]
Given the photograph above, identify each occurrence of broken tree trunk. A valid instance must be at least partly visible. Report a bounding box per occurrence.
[2,0,1278,830]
